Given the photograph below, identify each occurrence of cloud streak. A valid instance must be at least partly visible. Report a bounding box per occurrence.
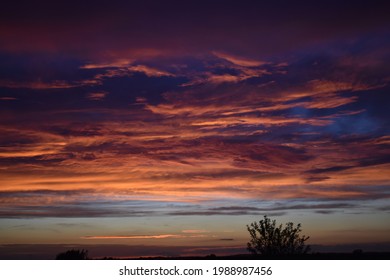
[81,235,184,240]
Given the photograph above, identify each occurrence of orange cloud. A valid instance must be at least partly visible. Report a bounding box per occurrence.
[87,92,109,100]
[212,51,267,67]
[81,234,183,239]
[80,59,134,69]
[127,65,174,77]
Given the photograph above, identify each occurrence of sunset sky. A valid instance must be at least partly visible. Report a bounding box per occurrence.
[0,1,389,259]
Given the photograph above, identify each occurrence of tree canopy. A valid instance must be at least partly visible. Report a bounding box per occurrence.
[55,249,89,260]
[247,215,310,256]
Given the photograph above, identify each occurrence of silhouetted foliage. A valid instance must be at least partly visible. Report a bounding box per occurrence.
[55,249,89,260]
[205,254,217,259]
[247,215,310,256]
[353,249,363,255]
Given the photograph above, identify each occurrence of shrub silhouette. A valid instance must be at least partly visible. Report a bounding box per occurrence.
[247,215,310,256]
[55,249,89,260]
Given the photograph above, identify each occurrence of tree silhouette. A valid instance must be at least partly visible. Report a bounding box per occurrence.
[247,215,310,256]
[55,249,89,260]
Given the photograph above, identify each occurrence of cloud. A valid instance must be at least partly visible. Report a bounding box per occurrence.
[80,59,134,69]
[0,189,95,198]
[210,203,357,213]
[86,92,108,101]
[167,211,287,216]
[182,229,209,234]
[212,51,267,67]
[315,210,336,214]
[180,54,273,86]
[181,70,270,86]
[0,80,78,89]
[127,65,174,77]
[81,234,183,240]
[0,205,156,218]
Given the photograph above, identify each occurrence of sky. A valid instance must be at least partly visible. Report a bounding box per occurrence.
[0,0,389,259]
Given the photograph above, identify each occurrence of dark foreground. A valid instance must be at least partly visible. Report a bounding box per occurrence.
[117,252,390,260]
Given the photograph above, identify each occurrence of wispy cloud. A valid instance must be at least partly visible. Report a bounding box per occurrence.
[0,80,78,89]
[182,229,209,234]
[86,91,109,100]
[80,59,134,69]
[127,65,174,77]
[212,51,268,67]
[81,234,183,240]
